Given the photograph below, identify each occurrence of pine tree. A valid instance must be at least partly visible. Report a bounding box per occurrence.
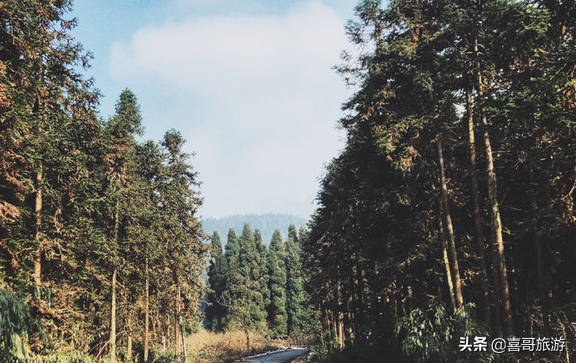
[267,230,288,337]
[157,129,205,359]
[223,224,266,334]
[225,228,240,268]
[254,229,270,323]
[206,231,228,331]
[134,139,165,363]
[287,225,298,243]
[103,89,143,362]
[242,224,268,327]
[284,226,304,335]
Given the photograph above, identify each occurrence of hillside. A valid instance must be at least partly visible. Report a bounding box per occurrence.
[202,213,308,245]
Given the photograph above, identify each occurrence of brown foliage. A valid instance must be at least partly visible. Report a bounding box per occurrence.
[186,329,285,363]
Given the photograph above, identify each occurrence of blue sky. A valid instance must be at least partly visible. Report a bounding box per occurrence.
[70,0,359,219]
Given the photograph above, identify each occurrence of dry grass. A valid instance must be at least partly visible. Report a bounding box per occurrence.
[186,329,287,363]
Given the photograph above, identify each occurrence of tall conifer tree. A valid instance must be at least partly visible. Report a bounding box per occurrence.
[267,230,288,337]
[206,231,228,331]
[285,226,304,334]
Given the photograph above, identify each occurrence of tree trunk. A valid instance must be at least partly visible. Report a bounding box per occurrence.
[336,282,345,348]
[175,285,181,359]
[355,257,367,341]
[126,333,132,362]
[181,317,188,361]
[337,317,345,349]
[476,67,513,336]
[33,166,43,300]
[110,268,117,363]
[466,90,492,327]
[332,309,337,344]
[144,256,150,363]
[491,237,503,337]
[349,255,359,342]
[437,139,464,309]
[244,327,250,351]
[439,210,456,311]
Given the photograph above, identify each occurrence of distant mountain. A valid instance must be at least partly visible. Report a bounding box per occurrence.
[201,213,308,245]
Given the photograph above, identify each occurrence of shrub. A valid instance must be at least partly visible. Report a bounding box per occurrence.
[395,304,494,363]
[0,289,43,363]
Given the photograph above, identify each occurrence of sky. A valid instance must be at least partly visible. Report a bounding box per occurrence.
[70,0,359,219]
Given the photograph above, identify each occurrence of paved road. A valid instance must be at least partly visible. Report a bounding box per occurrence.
[241,348,308,363]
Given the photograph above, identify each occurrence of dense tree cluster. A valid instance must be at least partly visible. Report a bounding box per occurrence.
[202,213,307,246]
[205,224,306,343]
[0,2,206,362]
[303,0,576,361]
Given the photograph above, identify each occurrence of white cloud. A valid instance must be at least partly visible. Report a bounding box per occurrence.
[109,1,349,218]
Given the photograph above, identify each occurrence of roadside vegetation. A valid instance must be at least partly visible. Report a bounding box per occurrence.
[185,329,286,363]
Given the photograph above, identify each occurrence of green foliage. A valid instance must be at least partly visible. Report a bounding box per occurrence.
[223,224,267,331]
[150,352,177,363]
[0,290,42,363]
[284,228,304,335]
[255,229,270,321]
[267,230,288,337]
[395,305,493,363]
[208,224,308,339]
[206,231,228,331]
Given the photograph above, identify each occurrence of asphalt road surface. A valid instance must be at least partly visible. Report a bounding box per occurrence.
[241,348,308,363]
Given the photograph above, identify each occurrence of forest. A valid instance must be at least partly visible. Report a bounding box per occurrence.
[201,213,307,246]
[302,0,576,362]
[205,225,307,344]
[2,0,576,362]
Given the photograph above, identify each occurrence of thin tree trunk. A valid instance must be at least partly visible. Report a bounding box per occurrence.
[324,306,333,343]
[175,285,181,358]
[348,255,359,342]
[476,67,513,336]
[126,333,132,362]
[165,315,170,348]
[491,238,503,337]
[325,309,332,345]
[439,210,456,311]
[33,166,43,300]
[337,317,345,349]
[181,317,188,361]
[437,139,464,309]
[467,90,492,327]
[355,257,366,341]
[244,327,250,351]
[144,256,150,363]
[337,283,345,349]
[110,268,117,363]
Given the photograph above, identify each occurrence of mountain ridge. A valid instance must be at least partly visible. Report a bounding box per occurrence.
[201,213,308,245]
